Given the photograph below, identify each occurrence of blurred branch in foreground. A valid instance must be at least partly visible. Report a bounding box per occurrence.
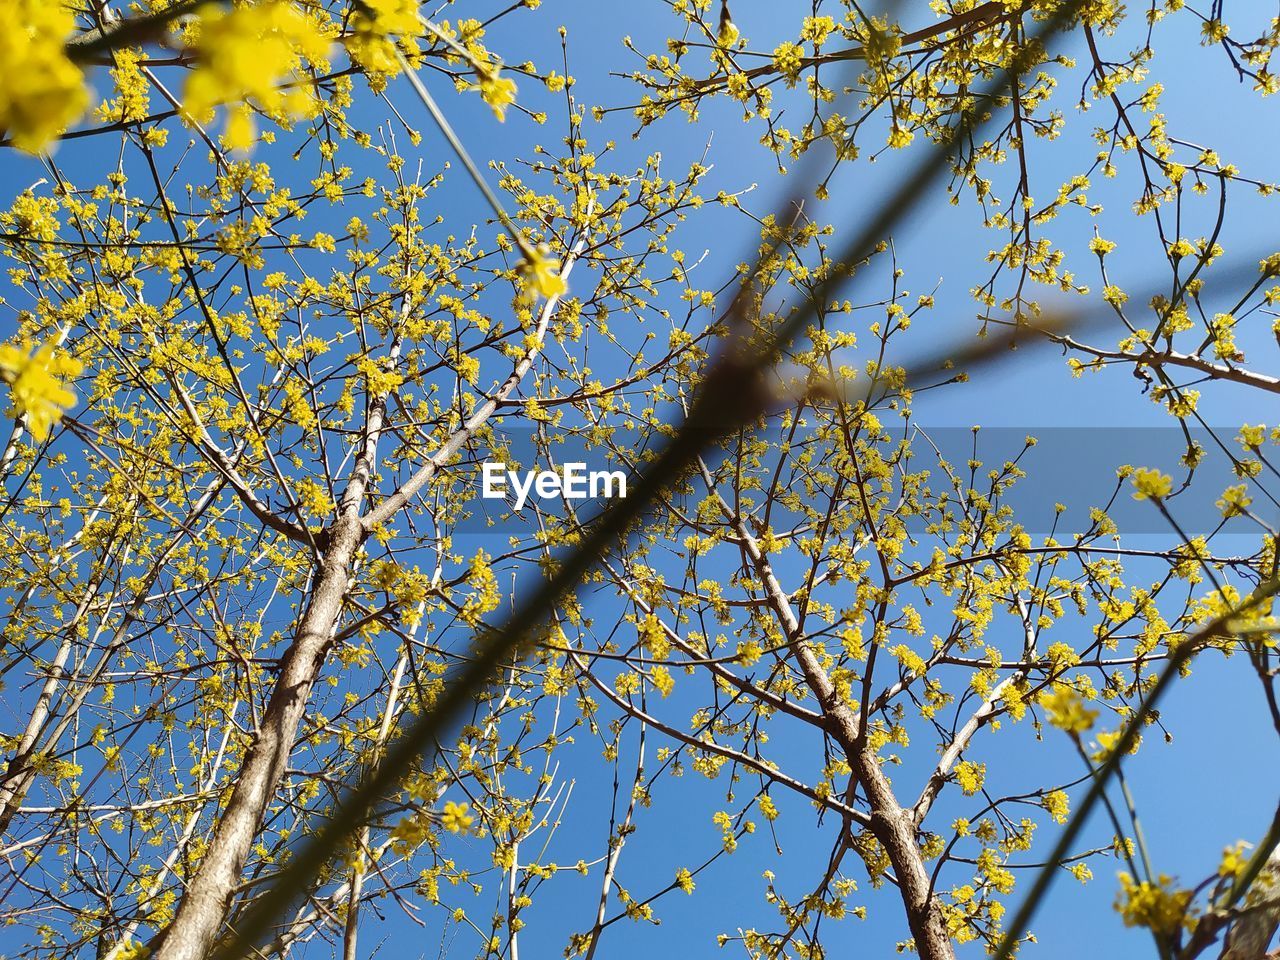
[195,6,1110,960]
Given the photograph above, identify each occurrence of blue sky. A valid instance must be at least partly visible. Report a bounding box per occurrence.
[417,3,1279,957]
[1,2,1277,959]
[394,3,1277,955]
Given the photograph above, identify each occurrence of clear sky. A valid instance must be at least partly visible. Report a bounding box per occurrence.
[423,3,1279,957]
[0,2,1277,958]
[379,3,1278,956]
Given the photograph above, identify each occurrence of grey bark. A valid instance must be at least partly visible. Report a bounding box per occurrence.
[153,516,365,960]
[698,458,957,960]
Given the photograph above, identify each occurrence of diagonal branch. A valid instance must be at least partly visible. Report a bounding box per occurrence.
[206,5,1097,957]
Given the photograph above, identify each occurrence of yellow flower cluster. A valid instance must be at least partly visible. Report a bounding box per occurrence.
[113,941,151,960]
[474,60,518,120]
[1238,424,1268,449]
[799,16,837,48]
[440,800,474,833]
[95,48,150,124]
[1216,483,1252,518]
[355,355,405,398]
[390,810,433,852]
[891,643,927,676]
[772,41,805,86]
[1039,687,1098,735]
[459,550,501,625]
[517,244,567,303]
[0,340,82,440]
[954,760,986,796]
[1041,789,1070,824]
[1114,872,1193,935]
[0,1,87,153]
[293,477,334,517]
[1130,466,1173,501]
[183,2,331,151]
[346,0,424,78]
[675,867,696,894]
[887,126,915,149]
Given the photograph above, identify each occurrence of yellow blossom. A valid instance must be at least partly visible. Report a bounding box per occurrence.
[441,800,475,834]
[183,2,331,150]
[1040,687,1099,734]
[1238,424,1267,450]
[114,942,151,960]
[347,0,424,76]
[955,760,985,796]
[1115,872,1193,935]
[518,244,567,301]
[390,811,433,852]
[1042,790,1070,824]
[95,48,150,124]
[892,643,927,676]
[887,126,914,149]
[294,478,334,517]
[772,41,805,85]
[800,16,837,48]
[1218,842,1249,880]
[475,62,518,120]
[675,867,696,894]
[0,341,82,440]
[0,1,87,153]
[1216,484,1252,518]
[1130,467,1172,501]
[1089,235,1117,256]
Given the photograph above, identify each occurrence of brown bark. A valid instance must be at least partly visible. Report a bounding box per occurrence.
[856,756,956,959]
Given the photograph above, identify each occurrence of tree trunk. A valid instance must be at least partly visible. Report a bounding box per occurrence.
[855,753,956,959]
[153,515,364,960]
[715,472,956,960]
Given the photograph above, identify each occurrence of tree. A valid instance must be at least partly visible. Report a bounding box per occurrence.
[0,2,1277,960]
